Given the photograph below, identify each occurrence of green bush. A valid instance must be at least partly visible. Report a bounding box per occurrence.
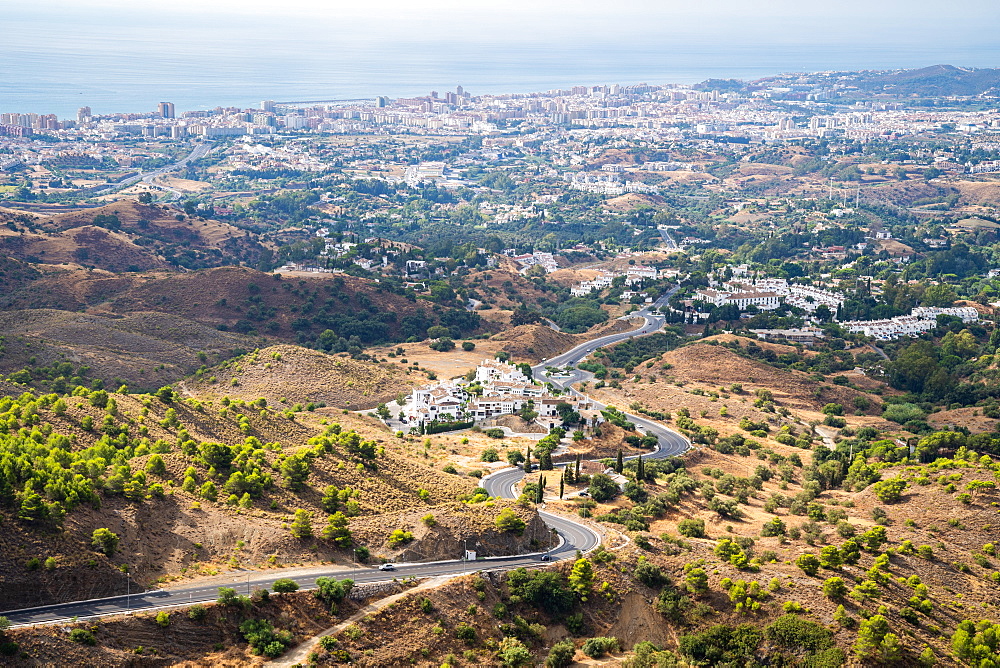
[822,577,848,599]
[240,618,293,658]
[455,622,477,644]
[272,578,299,593]
[187,604,207,621]
[765,614,834,651]
[796,554,821,576]
[581,636,620,658]
[388,529,414,547]
[156,611,170,627]
[546,639,576,668]
[69,628,96,645]
[480,447,501,461]
[588,473,620,502]
[496,508,526,535]
[677,518,706,538]
[315,577,354,604]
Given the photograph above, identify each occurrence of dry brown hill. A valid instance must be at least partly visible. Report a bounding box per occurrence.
[0,254,40,295]
[0,199,266,272]
[188,344,416,410]
[0,390,479,610]
[0,309,259,392]
[464,268,553,310]
[657,341,883,414]
[2,266,436,341]
[348,501,552,562]
[488,319,639,364]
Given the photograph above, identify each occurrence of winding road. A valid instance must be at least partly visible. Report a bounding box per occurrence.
[3,289,688,627]
[93,141,213,199]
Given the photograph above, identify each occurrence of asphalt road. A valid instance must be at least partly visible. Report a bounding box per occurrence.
[4,289,686,627]
[93,141,212,197]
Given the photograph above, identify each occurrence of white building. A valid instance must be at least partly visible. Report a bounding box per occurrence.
[841,307,978,340]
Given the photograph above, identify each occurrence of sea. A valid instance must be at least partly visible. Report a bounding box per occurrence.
[3,5,1000,119]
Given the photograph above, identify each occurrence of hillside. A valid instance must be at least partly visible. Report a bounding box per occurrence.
[0,385,486,612]
[187,344,417,411]
[0,200,266,272]
[0,309,260,393]
[1,266,480,344]
[856,64,1000,96]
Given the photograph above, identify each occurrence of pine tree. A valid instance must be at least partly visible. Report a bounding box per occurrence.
[289,509,313,538]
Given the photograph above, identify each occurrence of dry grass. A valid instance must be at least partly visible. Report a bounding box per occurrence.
[190,344,416,410]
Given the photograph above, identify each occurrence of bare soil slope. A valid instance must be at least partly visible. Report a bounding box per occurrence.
[190,344,416,410]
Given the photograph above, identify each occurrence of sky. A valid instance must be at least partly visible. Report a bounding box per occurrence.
[3,0,999,115]
[16,0,1000,49]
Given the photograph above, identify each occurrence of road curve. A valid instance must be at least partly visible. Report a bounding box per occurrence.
[3,291,685,627]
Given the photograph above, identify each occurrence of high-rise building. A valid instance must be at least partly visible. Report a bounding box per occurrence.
[77,106,92,122]
[261,100,275,112]
[456,85,464,96]
[158,102,175,119]
[376,96,389,108]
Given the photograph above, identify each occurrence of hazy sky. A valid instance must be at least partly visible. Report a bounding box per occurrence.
[4,0,998,115]
[18,0,1000,49]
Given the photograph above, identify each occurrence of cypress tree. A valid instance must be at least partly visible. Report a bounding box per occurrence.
[637,454,644,481]
[536,476,545,504]
[524,447,532,473]
[616,449,624,474]
[575,454,581,480]
[559,472,565,499]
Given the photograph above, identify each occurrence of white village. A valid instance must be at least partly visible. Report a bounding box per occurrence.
[400,358,591,432]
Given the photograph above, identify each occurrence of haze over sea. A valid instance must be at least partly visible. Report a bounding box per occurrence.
[3,1,1000,118]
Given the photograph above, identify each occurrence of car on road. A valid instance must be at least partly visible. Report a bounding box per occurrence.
[578,491,589,497]
[540,554,551,562]
[378,563,396,571]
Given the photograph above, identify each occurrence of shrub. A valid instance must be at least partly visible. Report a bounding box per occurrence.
[796,554,821,576]
[289,509,313,538]
[498,637,531,667]
[272,578,299,593]
[480,447,501,462]
[822,577,848,599]
[187,604,207,621]
[388,529,414,547]
[546,639,576,668]
[217,587,241,606]
[155,611,170,627]
[761,517,786,537]
[484,428,505,439]
[678,518,706,538]
[455,623,476,644]
[588,473,620,502]
[581,636,620,658]
[240,618,293,658]
[315,577,354,604]
[765,614,834,651]
[873,478,907,504]
[633,557,668,588]
[91,528,119,556]
[69,628,96,645]
[496,508,526,534]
